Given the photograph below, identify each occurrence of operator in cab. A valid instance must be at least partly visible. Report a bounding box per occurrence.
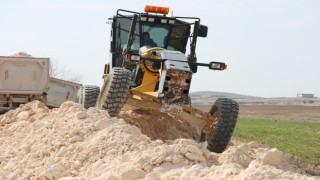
[142,32,157,47]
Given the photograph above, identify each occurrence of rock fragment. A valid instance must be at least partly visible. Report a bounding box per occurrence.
[260,148,283,166]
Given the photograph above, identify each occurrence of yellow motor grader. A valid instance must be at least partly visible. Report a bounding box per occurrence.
[79,5,239,153]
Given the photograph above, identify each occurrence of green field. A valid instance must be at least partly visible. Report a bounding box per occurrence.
[233,118,320,163]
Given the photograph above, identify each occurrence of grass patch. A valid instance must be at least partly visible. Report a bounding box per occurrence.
[233,118,320,163]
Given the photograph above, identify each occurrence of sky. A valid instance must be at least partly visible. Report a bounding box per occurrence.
[1,0,319,98]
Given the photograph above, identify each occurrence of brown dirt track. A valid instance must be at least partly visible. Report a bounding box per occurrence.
[195,104,320,122]
[240,105,320,121]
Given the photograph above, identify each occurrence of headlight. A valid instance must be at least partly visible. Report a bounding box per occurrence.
[209,62,227,70]
[127,54,140,62]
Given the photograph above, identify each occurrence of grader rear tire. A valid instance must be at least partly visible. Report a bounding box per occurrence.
[98,68,132,117]
[207,98,239,153]
[81,85,100,108]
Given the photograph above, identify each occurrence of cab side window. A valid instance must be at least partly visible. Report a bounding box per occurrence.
[168,24,189,53]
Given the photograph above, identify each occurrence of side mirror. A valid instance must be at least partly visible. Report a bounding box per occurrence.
[198,25,208,37]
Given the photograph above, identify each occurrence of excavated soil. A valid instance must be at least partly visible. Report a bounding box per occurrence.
[119,107,200,141]
[0,101,319,179]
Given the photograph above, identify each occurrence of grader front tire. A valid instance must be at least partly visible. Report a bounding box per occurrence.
[99,67,132,117]
[207,98,239,153]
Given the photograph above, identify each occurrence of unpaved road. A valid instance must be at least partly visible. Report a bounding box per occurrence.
[239,105,320,122]
[195,104,320,122]
[0,101,319,179]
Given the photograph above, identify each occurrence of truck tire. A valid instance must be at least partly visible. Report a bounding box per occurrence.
[97,67,132,117]
[81,85,100,108]
[207,98,239,153]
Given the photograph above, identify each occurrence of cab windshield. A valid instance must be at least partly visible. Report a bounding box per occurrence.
[140,22,189,53]
[112,16,190,67]
[141,23,170,48]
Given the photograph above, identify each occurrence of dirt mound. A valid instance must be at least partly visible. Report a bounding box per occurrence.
[10,52,32,57]
[0,101,318,179]
[119,107,200,141]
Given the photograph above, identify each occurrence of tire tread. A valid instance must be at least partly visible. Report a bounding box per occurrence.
[101,68,132,117]
[207,98,239,153]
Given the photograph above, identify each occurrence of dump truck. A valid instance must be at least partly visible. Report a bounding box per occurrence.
[0,54,49,112]
[47,77,82,108]
[79,5,239,153]
[0,53,82,112]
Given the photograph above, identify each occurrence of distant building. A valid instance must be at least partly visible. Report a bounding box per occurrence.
[296,93,315,98]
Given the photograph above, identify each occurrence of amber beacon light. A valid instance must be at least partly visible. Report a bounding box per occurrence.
[144,5,170,14]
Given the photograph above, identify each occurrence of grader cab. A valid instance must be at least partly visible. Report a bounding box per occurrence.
[79,5,239,153]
